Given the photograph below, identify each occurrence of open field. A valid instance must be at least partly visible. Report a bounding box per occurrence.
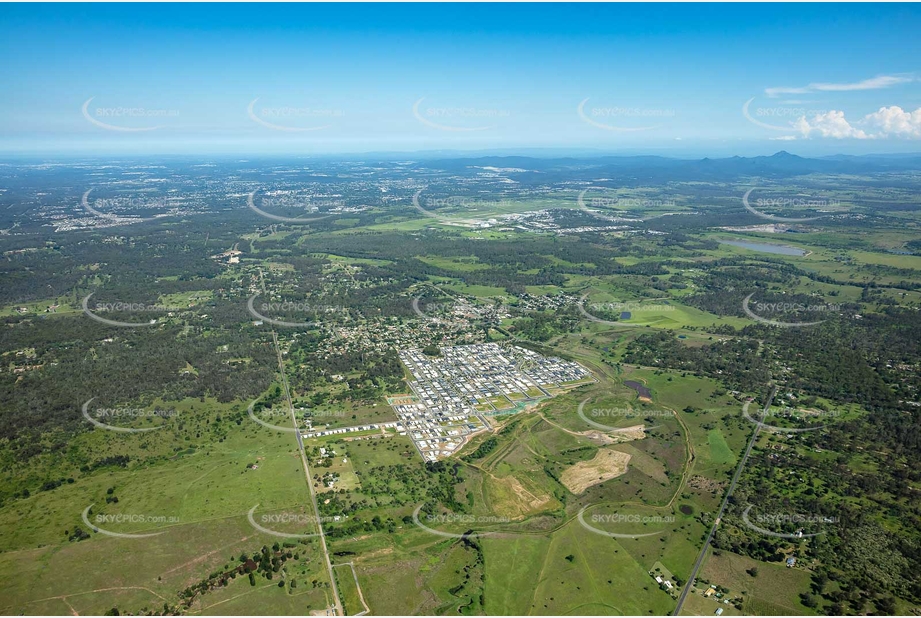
[696,551,818,616]
[0,394,337,615]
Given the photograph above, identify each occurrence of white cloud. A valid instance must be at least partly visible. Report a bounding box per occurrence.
[811,75,913,92]
[765,86,811,97]
[794,106,921,139]
[865,105,921,138]
[766,75,913,98]
[795,110,870,139]
[769,135,797,141]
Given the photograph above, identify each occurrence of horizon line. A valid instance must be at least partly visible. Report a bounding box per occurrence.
[2,148,921,161]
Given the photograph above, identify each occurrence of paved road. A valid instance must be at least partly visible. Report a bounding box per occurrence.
[671,386,777,616]
[260,271,343,616]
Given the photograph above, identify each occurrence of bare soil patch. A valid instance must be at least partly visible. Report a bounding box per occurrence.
[560,448,631,494]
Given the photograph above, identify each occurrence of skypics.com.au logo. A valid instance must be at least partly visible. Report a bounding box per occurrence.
[742,293,841,328]
[577,188,685,224]
[411,299,455,320]
[81,505,178,539]
[82,188,182,225]
[588,195,678,210]
[411,505,511,539]
[247,98,342,132]
[81,292,196,328]
[577,99,674,132]
[246,505,336,539]
[577,398,664,432]
[577,294,647,328]
[741,506,837,539]
[741,400,841,434]
[412,189,516,226]
[589,301,675,313]
[741,98,830,136]
[742,188,843,223]
[82,98,179,132]
[246,189,339,224]
[412,97,509,132]
[257,301,344,315]
[82,292,187,327]
[577,506,674,539]
[247,400,298,433]
[82,398,177,433]
[247,292,345,328]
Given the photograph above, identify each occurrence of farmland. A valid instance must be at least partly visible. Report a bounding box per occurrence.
[1,156,920,615]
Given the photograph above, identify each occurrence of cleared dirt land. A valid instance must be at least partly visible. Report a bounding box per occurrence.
[560,448,632,494]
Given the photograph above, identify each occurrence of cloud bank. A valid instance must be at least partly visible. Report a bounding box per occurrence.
[795,106,921,139]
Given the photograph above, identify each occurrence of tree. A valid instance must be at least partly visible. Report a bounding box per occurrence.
[876,597,897,614]
[801,593,818,609]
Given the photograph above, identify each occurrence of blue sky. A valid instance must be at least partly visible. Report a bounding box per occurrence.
[2,3,920,157]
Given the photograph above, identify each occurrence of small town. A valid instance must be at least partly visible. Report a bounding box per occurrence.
[300,342,593,461]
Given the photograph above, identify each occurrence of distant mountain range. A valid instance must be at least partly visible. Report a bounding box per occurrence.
[417,151,921,182]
